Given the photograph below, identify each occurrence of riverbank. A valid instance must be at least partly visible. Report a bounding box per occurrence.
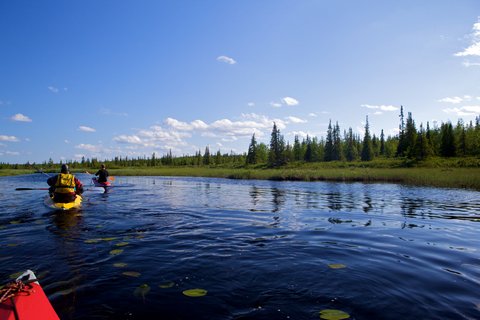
[1,158,479,190]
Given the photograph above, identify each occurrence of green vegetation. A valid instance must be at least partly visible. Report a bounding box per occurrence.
[2,158,479,190]
[1,107,479,190]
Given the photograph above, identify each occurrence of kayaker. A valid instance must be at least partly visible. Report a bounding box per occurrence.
[47,164,84,203]
[95,164,109,183]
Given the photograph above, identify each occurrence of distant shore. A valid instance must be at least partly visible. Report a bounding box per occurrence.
[2,158,479,191]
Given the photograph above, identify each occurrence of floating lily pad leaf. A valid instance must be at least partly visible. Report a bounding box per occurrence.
[9,220,21,224]
[328,264,346,269]
[101,237,118,242]
[319,309,350,320]
[183,288,207,297]
[134,284,151,299]
[9,271,23,279]
[109,249,124,255]
[113,263,128,268]
[122,271,141,277]
[84,239,101,244]
[7,243,19,247]
[115,242,129,247]
[159,281,175,289]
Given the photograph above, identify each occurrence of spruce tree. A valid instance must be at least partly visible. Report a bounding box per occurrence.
[361,116,373,161]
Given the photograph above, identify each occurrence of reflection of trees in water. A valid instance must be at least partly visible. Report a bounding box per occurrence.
[326,192,342,211]
[400,197,425,217]
[271,187,286,213]
[250,186,260,207]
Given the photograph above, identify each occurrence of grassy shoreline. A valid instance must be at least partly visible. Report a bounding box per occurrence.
[1,159,479,191]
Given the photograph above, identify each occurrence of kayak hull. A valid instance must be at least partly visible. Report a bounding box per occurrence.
[0,270,59,320]
[44,195,82,210]
[92,177,111,187]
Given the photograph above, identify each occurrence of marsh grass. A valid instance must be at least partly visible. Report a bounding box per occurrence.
[2,157,479,190]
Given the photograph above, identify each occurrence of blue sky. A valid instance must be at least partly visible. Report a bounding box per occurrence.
[1,1,480,164]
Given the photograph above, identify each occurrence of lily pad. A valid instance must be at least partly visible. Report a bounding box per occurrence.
[159,281,175,289]
[9,220,21,224]
[101,237,118,242]
[319,309,350,320]
[328,264,346,269]
[84,239,101,244]
[183,288,207,297]
[134,284,151,298]
[115,242,129,247]
[113,263,128,268]
[122,271,141,277]
[109,249,124,255]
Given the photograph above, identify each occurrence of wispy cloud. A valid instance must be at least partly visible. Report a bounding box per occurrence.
[217,55,237,64]
[455,18,480,67]
[438,96,463,104]
[361,104,398,111]
[271,96,300,108]
[285,116,307,124]
[11,113,32,122]
[75,143,100,152]
[282,97,299,106]
[0,135,19,142]
[48,86,59,93]
[443,105,480,116]
[100,108,128,117]
[78,126,96,133]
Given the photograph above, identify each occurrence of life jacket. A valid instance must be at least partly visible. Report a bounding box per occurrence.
[54,173,76,194]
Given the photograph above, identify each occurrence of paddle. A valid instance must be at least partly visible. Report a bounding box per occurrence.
[16,188,50,191]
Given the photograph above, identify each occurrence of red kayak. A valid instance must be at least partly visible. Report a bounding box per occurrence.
[92,177,111,188]
[0,270,59,320]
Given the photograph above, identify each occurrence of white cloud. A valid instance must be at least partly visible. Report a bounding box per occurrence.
[64,140,70,144]
[247,102,255,107]
[308,113,318,117]
[270,101,282,108]
[282,97,299,106]
[11,113,32,122]
[462,60,480,67]
[455,19,480,67]
[48,86,59,93]
[217,55,237,64]
[0,135,19,142]
[270,96,300,108]
[361,104,398,111]
[113,135,145,145]
[5,151,20,156]
[443,105,480,116]
[286,116,307,124]
[79,126,96,132]
[75,143,100,152]
[438,96,463,104]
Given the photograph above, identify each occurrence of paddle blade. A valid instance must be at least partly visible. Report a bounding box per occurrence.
[16,188,49,191]
[108,176,115,181]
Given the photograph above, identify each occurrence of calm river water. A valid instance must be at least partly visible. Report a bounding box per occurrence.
[1,174,479,319]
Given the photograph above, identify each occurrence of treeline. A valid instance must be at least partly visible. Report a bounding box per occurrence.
[249,107,480,167]
[1,107,479,170]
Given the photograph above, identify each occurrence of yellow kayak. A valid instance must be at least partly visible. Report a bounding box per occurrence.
[44,195,83,210]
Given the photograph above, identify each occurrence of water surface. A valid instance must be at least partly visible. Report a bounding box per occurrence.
[1,174,479,319]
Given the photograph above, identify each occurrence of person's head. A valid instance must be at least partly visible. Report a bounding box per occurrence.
[61,164,69,174]
[101,164,106,169]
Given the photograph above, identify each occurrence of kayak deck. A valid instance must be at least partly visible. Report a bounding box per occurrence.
[44,194,82,210]
[0,270,59,320]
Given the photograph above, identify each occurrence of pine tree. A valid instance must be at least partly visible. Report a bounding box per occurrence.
[396,105,407,157]
[361,116,373,161]
[268,122,285,167]
[440,122,456,157]
[324,120,334,161]
[246,133,258,165]
[380,129,386,156]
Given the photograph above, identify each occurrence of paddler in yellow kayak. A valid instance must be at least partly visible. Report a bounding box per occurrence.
[47,164,84,203]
